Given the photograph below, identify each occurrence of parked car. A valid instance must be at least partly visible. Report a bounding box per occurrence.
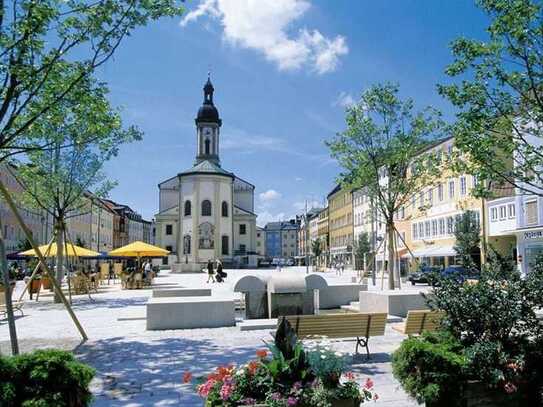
[439,265,480,283]
[408,266,442,285]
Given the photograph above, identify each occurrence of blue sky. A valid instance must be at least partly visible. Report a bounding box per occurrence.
[99,0,489,225]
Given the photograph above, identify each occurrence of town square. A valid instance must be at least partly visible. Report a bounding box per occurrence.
[1,1,543,407]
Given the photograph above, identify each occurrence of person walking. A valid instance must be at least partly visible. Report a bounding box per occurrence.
[216,259,226,283]
[206,259,215,283]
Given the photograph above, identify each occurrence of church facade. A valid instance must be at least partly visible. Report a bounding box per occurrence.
[155,77,257,271]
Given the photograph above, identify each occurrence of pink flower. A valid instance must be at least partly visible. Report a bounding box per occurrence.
[373,393,379,401]
[287,396,298,406]
[504,382,517,394]
[344,372,355,381]
[182,371,192,383]
[220,381,234,400]
[197,379,216,398]
[364,378,374,390]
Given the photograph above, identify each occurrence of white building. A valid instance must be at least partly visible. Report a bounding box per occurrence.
[155,76,257,271]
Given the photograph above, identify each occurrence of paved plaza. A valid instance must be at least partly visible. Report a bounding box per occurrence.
[0,268,424,406]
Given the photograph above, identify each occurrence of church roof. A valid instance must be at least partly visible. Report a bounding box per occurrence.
[178,159,234,179]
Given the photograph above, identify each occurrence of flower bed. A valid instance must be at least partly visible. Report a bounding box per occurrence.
[184,319,378,407]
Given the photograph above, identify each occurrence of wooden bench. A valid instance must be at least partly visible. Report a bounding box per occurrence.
[281,312,387,359]
[392,309,445,335]
[0,291,24,317]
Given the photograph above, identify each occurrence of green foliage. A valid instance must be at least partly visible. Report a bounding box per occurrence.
[392,331,467,405]
[438,0,543,197]
[453,210,481,269]
[311,239,322,259]
[327,82,446,288]
[16,239,32,252]
[0,1,184,162]
[0,349,95,407]
[354,232,371,269]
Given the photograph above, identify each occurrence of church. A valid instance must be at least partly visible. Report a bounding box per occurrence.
[155,76,258,271]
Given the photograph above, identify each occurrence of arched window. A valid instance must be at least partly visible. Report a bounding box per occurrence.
[201,200,212,216]
[205,138,210,155]
[221,235,229,255]
[184,200,191,217]
[221,201,228,217]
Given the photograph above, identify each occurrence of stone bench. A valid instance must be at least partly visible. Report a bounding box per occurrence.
[152,288,212,298]
[146,297,235,330]
[358,291,428,317]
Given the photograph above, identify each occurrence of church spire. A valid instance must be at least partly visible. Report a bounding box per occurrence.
[203,72,214,105]
[195,74,221,165]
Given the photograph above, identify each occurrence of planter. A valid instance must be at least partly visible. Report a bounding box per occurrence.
[41,276,52,290]
[29,279,42,294]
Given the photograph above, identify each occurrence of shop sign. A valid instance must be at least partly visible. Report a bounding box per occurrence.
[524,230,543,240]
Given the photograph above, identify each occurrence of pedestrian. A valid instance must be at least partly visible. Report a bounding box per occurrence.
[216,259,226,283]
[206,259,215,283]
[144,259,152,279]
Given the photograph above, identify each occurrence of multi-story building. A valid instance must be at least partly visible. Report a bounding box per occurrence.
[256,226,266,256]
[296,208,322,265]
[101,199,152,248]
[352,187,379,269]
[328,184,354,267]
[316,207,329,267]
[264,220,299,259]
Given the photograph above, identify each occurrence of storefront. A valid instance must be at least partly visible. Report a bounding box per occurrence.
[516,227,543,275]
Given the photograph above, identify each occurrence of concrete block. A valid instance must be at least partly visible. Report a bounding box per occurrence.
[152,288,212,298]
[319,284,367,309]
[358,291,428,317]
[146,297,235,330]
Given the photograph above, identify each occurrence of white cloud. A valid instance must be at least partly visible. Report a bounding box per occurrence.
[293,200,321,211]
[181,0,348,74]
[257,210,287,226]
[259,189,282,202]
[333,91,355,108]
[295,177,303,182]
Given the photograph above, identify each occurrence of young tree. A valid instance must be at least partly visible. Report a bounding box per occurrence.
[439,0,543,196]
[354,232,371,270]
[453,210,481,270]
[311,239,322,266]
[0,0,183,162]
[15,78,141,302]
[328,83,445,289]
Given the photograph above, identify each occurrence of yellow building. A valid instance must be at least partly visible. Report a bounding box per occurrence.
[328,184,354,267]
[317,206,329,267]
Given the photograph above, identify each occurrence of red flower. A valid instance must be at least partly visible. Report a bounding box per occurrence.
[182,371,192,383]
[373,393,379,401]
[364,378,374,389]
[344,372,355,381]
[256,349,268,358]
[248,360,259,374]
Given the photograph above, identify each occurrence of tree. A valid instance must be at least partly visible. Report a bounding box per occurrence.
[15,77,141,302]
[0,0,183,162]
[311,239,322,266]
[354,232,371,270]
[438,0,543,197]
[327,83,445,289]
[453,210,481,270]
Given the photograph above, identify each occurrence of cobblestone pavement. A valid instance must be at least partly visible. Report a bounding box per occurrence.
[0,268,423,406]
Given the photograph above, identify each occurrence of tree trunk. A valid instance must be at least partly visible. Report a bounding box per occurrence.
[54,219,64,303]
[0,216,19,354]
[387,221,395,290]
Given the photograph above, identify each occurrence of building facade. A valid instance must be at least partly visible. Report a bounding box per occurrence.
[328,184,353,267]
[256,226,266,256]
[264,220,299,259]
[155,77,257,271]
[316,207,329,267]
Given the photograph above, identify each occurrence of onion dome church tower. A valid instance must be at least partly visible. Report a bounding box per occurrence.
[155,75,258,272]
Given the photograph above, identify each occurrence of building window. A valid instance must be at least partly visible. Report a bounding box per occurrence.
[419,191,424,207]
[508,204,515,219]
[460,176,467,196]
[221,201,228,217]
[525,200,538,225]
[427,189,433,206]
[221,235,229,255]
[205,138,210,155]
[165,224,173,235]
[449,180,455,199]
[201,200,212,216]
[431,220,438,236]
[499,205,507,220]
[439,218,445,235]
[184,200,191,217]
[490,207,498,222]
[418,223,424,239]
[447,217,454,234]
[239,244,246,253]
[183,235,191,254]
[425,221,431,237]
[438,184,444,201]
[412,223,418,240]
[239,224,246,235]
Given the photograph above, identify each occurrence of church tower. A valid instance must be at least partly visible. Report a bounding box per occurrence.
[195,75,222,165]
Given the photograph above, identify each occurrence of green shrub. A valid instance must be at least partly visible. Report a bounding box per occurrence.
[0,349,95,407]
[392,331,467,406]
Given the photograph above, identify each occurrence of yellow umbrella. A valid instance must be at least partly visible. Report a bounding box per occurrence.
[20,243,101,258]
[108,241,170,258]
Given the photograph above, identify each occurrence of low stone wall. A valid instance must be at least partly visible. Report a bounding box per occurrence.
[358,291,428,317]
[318,283,367,309]
[146,297,235,330]
[152,288,212,298]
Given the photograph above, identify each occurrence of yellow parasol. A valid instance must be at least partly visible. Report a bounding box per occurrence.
[108,241,170,258]
[20,243,101,258]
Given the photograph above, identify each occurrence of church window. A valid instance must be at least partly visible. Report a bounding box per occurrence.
[183,235,191,254]
[221,201,228,217]
[205,138,210,155]
[202,200,212,216]
[239,224,246,235]
[165,224,173,235]
[184,200,191,217]
[222,235,229,255]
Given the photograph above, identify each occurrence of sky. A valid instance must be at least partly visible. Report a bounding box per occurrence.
[98,0,490,225]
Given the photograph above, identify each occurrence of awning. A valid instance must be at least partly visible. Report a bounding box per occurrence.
[402,245,456,258]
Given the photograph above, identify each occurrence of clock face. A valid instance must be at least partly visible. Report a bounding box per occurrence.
[203,127,212,136]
